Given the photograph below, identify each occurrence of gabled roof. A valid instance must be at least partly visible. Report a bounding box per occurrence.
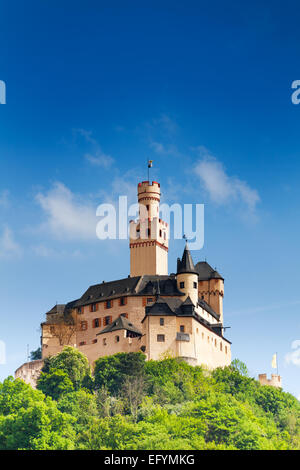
[97,316,142,336]
[182,296,194,306]
[143,297,181,317]
[177,243,198,275]
[194,261,224,281]
[73,274,186,308]
[74,276,141,307]
[46,304,66,315]
[137,275,184,297]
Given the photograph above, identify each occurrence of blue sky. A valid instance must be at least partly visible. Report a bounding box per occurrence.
[0,1,300,398]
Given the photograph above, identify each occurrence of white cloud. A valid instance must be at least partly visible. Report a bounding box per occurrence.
[149,141,179,157]
[0,226,22,258]
[73,128,115,168]
[36,182,98,240]
[285,340,300,367]
[85,150,114,168]
[194,148,260,212]
[32,244,82,258]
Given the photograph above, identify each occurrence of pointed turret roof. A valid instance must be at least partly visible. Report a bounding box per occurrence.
[177,242,198,275]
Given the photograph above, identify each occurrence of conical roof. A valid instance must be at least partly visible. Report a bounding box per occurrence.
[177,242,198,275]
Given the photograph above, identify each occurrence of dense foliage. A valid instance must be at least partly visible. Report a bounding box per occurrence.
[0,347,299,450]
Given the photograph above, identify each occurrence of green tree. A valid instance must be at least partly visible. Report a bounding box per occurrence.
[94,352,146,394]
[37,369,74,400]
[41,346,92,390]
[0,377,75,450]
[30,347,42,360]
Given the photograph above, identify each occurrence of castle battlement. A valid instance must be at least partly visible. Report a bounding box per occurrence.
[258,373,282,388]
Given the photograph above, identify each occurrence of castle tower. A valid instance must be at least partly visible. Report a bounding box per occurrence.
[196,262,224,323]
[176,242,199,305]
[258,373,282,388]
[129,181,169,277]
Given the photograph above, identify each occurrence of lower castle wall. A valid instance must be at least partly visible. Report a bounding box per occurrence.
[15,359,44,388]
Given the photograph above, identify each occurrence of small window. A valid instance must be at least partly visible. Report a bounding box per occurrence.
[215,339,217,347]
[193,282,197,289]
[201,295,204,300]
[220,342,223,351]
[160,318,164,326]
[147,228,151,238]
[104,316,112,326]
[77,307,82,314]
[92,339,97,344]
[106,300,112,309]
[157,334,165,342]
[90,303,97,312]
[79,341,86,346]
[119,297,126,306]
[180,281,185,289]
[115,335,120,343]
[180,325,185,333]
[147,297,154,303]
[159,229,162,237]
[93,318,100,328]
[146,204,150,212]
[103,338,107,345]
[120,313,128,318]
[80,321,87,331]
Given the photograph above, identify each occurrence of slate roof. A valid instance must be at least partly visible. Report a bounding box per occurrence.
[73,274,185,307]
[137,275,184,297]
[97,315,142,336]
[46,304,66,315]
[177,243,198,275]
[143,295,219,320]
[198,299,220,320]
[74,276,141,307]
[194,261,224,281]
[143,296,230,343]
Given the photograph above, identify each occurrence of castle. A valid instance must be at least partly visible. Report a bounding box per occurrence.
[15,179,231,386]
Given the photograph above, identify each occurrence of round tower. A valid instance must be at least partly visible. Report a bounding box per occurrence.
[176,242,199,305]
[137,180,160,219]
[129,181,169,277]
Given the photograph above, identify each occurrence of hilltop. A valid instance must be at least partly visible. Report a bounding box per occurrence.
[0,348,299,450]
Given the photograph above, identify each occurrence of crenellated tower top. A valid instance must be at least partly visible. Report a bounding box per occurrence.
[130,180,168,277]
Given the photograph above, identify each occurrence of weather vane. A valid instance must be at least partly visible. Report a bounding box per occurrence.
[147,159,153,181]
